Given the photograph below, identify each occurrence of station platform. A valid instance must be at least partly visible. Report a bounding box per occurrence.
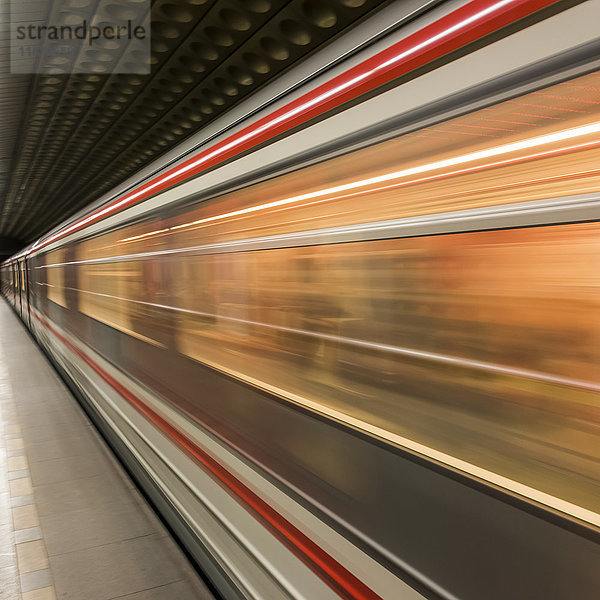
[0,300,214,600]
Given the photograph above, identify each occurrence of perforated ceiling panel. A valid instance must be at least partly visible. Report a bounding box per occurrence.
[0,0,390,253]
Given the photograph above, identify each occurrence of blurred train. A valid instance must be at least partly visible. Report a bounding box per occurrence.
[2,1,600,598]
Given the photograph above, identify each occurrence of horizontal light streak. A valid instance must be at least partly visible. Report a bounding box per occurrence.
[34,192,600,269]
[37,306,600,529]
[168,1,516,183]
[119,122,600,243]
[47,284,600,394]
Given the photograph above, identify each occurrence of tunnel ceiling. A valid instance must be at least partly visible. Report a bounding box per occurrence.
[0,0,389,250]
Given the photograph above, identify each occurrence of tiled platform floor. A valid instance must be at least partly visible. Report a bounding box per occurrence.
[0,300,214,600]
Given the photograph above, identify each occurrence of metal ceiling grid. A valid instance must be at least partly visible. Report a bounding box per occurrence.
[0,0,388,251]
[0,1,32,253]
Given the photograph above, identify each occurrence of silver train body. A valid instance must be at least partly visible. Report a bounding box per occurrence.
[2,2,600,598]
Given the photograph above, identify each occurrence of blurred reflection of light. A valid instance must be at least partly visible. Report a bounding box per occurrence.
[55,283,600,393]
[532,92,600,105]
[510,112,560,120]
[509,100,586,114]
[429,128,493,137]
[482,117,534,125]
[119,122,600,243]
[455,123,514,131]
[561,83,600,92]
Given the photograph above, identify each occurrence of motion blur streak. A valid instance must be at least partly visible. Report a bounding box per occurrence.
[31,0,559,254]
[4,14,600,598]
[34,283,600,394]
[119,121,600,241]
[24,71,599,521]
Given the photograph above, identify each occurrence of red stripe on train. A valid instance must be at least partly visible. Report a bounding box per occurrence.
[33,312,385,600]
[33,0,558,254]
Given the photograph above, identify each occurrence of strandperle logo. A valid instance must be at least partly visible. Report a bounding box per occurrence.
[15,20,147,46]
[10,0,150,74]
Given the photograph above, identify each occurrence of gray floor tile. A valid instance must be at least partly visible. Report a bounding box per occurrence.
[40,498,156,556]
[28,452,109,487]
[11,374,65,389]
[22,422,96,445]
[16,408,88,430]
[50,534,191,600]
[25,433,105,464]
[33,472,132,517]
[14,526,43,543]
[7,448,25,458]
[16,397,76,415]
[110,579,215,600]
[16,400,81,419]
[7,469,29,480]
[11,494,34,507]
[21,568,53,593]
[12,381,67,396]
